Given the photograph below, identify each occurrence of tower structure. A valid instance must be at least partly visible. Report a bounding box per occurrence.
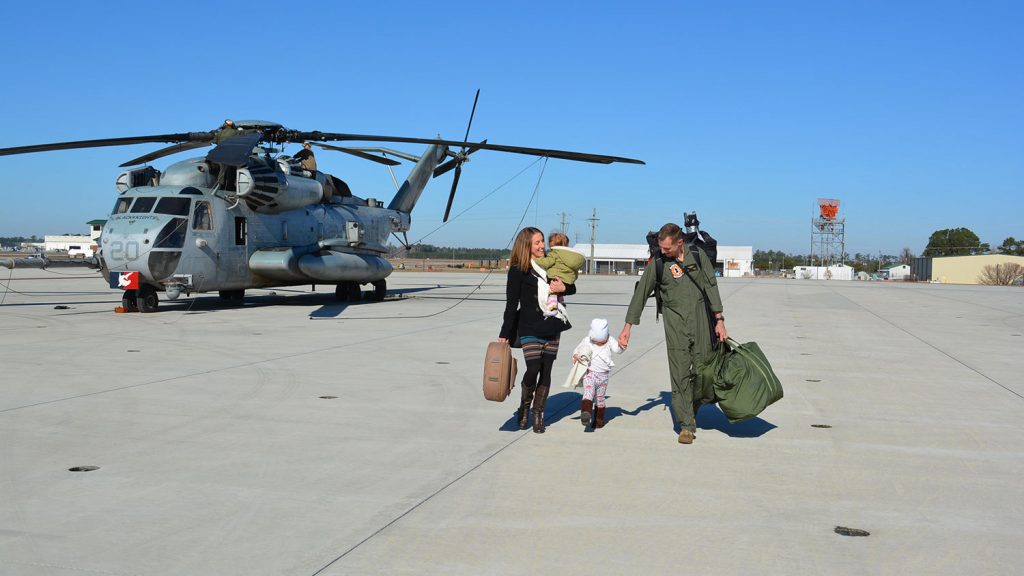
[811,198,845,268]
[587,208,599,274]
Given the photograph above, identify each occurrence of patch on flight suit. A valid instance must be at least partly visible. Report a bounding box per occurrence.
[685,264,699,272]
[669,263,683,278]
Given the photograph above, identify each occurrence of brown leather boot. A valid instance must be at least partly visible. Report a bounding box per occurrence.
[532,410,545,433]
[580,399,593,428]
[516,405,529,430]
[517,386,535,430]
[594,406,606,429]
[678,429,695,444]
[532,385,550,434]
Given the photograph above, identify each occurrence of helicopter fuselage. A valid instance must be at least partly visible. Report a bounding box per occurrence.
[100,153,414,299]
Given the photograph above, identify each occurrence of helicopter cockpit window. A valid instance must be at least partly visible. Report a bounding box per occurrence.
[129,197,157,213]
[154,218,187,249]
[155,197,191,216]
[113,197,133,214]
[192,201,213,231]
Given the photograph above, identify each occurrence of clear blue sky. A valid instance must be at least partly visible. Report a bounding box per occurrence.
[1,0,1020,255]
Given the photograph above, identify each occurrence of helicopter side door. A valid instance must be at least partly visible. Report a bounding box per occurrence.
[181,198,219,291]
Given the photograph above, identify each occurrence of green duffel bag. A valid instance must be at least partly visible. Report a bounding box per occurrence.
[698,338,783,424]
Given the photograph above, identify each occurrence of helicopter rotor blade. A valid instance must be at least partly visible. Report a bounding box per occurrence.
[433,158,459,178]
[311,143,401,166]
[462,89,480,146]
[439,92,480,222]
[120,141,212,167]
[0,133,213,157]
[443,165,462,223]
[297,132,644,165]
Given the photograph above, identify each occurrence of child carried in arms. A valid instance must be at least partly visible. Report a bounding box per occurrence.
[533,231,585,320]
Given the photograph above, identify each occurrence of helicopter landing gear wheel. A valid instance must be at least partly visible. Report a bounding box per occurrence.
[218,290,245,305]
[335,282,362,302]
[370,280,386,302]
[137,285,159,313]
[122,290,139,313]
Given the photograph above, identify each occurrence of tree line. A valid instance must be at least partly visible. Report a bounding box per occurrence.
[752,250,907,274]
[922,228,1023,257]
[1,235,41,246]
[388,243,510,260]
[752,228,1021,274]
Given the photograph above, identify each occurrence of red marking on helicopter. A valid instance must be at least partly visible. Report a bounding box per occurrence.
[110,271,139,290]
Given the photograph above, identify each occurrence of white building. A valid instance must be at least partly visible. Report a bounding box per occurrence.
[44,235,94,257]
[572,244,648,274]
[43,221,104,257]
[86,219,106,243]
[717,246,754,277]
[573,243,754,276]
[883,264,911,280]
[793,264,854,281]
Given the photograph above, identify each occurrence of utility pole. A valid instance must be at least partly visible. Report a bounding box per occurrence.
[587,208,599,274]
[558,212,570,235]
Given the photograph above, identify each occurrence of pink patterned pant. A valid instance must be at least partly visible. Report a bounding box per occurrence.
[582,370,610,407]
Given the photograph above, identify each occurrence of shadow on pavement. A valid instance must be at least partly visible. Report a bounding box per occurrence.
[495,388,775,438]
[605,391,776,438]
[497,390,582,432]
[697,402,777,438]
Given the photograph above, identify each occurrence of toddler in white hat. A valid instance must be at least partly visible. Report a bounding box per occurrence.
[571,318,623,429]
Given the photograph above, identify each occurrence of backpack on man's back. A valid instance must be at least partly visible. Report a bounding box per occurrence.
[641,212,718,323]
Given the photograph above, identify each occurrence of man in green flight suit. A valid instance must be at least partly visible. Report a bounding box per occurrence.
[618,223,728,444]
[214,119,243,144]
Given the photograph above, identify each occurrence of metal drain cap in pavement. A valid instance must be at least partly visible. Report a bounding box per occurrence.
[69,466,99,472]
[835,526,870,537]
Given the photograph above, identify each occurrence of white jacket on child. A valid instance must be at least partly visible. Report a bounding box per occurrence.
[573,335,622,373]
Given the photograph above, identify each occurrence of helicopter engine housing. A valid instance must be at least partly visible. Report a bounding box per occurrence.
[236,169,322,214]
[159,159,216,188]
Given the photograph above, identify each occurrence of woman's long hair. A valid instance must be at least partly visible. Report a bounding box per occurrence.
[509,227,542,272]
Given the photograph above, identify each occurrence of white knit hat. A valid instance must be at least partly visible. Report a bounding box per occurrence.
[589,318,609,342]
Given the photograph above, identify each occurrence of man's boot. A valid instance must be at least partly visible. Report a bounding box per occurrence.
[677,429,695,444]
[517,386,535,430]
[580,399,593,428]
[594,406,606,429]
[532,385,550,434]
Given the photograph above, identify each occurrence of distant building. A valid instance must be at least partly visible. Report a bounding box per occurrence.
[910,257,932,282]
[572,244,647,274]
[717,246,754,277]
[882,264,911,280]
[919,254,1024,285]
[44,235,93,257]
[44,220,105,257]
[572,243,754,276]
[793,264,854,281]
[86,219,106,243]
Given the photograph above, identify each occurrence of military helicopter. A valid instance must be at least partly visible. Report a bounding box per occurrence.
[0,102,643,312]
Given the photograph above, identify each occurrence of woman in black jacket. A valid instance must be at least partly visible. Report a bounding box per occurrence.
[499,227,575,433]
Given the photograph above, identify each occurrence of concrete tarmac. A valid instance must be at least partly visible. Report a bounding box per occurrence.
[1,270,1022,575]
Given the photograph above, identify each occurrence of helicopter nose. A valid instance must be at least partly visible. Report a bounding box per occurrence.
[101,215,185,276]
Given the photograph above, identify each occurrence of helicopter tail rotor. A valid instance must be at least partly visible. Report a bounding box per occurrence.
[434,89,482,223]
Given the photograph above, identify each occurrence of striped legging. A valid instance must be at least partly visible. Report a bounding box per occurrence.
[520,337,560,392]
